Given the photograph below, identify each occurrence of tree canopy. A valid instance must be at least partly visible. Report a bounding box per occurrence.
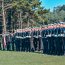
[2,0,65,33]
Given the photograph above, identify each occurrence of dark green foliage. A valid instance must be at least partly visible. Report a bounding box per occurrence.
[43,5,65,24]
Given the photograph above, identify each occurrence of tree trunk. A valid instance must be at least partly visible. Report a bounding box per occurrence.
[20,11,22,29]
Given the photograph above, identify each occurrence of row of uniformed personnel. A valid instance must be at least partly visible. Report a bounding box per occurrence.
[42,36,65,55]
[1,31,41,52]
[0,27,65,55]
[42,28,65,55]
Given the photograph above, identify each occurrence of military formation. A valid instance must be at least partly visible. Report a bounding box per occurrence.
[42,28,65,55]
[1,23,65,55]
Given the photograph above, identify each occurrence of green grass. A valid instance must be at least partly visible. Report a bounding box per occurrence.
[0,51,65,65]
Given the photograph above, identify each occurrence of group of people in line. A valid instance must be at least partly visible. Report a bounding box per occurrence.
[0,26,65,55]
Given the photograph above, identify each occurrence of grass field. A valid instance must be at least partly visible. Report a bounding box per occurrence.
[0,51,65,65]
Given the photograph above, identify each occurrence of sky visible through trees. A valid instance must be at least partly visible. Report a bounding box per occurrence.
[40,0,65,11]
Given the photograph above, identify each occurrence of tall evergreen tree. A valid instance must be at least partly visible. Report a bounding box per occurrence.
[11,0,47,28]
